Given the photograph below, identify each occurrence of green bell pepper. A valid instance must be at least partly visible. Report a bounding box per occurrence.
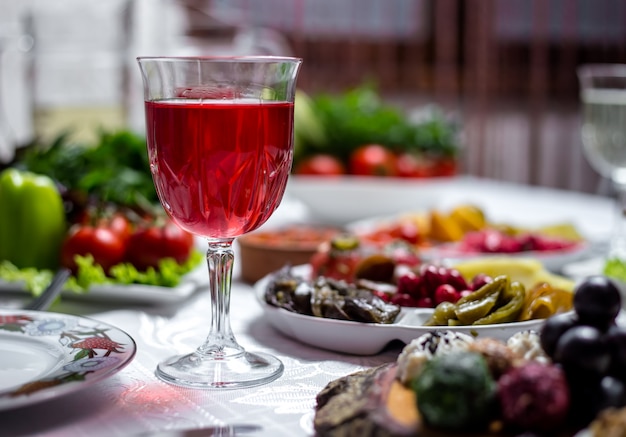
[0,168,67,270]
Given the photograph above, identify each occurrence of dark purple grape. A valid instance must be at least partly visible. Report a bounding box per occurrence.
[568,375,626,427]
[605,325,626,381]
[573,275,622,330]
[553,325,611,376]
[567,377,605,427]
[540,312,579,358]
[599,375,626,410]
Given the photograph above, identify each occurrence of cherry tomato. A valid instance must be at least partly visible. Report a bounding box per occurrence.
[309,242,361,282]
[348,144,397,177]
[388,222,422,245]
[395,152,434,178]
[61,225,126,274]
[431,157,458,177]
[97,213,132,243]
[434,284,461,305]
[125,220,195,271]
[294,154,346,176]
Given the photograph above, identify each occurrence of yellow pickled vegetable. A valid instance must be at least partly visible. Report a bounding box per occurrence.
[519,282,574,321]
[453,258,575,292]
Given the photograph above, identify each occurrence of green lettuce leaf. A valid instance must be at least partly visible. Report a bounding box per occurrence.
[0,250,204,296]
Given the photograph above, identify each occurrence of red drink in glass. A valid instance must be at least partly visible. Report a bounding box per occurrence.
[138,56,301,389]
[145,99,294,238]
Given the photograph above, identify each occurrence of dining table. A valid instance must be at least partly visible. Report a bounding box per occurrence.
[0,175,616,437]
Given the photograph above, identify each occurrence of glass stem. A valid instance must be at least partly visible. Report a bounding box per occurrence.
[610,183,626,260]
[197,238,244,358]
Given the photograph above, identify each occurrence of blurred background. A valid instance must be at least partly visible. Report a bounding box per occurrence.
[0,0,625,194]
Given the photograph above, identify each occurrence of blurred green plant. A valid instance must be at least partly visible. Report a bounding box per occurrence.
[13,129,158,210]
[293,84,460,166]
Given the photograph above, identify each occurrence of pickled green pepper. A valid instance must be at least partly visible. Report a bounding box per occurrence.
[0,168,67,269]
[473,281,526,325]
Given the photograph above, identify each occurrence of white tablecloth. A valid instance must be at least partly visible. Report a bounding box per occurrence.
[0,176,615,437]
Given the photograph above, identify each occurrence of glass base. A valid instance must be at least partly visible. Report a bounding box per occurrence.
[156,350,284,389]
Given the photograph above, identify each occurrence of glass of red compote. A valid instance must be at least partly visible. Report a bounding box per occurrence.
[137,56,302,389]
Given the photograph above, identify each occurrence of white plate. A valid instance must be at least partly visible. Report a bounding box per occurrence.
[348,214,591,272]
[285,175,457,225]
[255,265,549,355]
[0,309,136,410]
[420,241,591,273]
[0,263,208,305]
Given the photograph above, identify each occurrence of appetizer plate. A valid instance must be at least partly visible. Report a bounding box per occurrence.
[285,175,457,225]
[0,310,136,410]
[254,265,548,355]
[0,263,208,305]
[420,241,591,273]
[348,214,591,273]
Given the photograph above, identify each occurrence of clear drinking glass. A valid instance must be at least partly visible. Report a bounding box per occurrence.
[137,56,302,389]
[578,64,626,260]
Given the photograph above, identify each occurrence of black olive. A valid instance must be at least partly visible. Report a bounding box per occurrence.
[573,275,622,330]
[540,311,579,358]
[553,325,611,376]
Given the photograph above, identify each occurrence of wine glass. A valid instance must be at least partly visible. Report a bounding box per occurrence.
[578,64,626,260]
[137,56,302,389]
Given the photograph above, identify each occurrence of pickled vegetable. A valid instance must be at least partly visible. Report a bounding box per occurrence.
[265,267,401,324]
[455,291,500,325]
[425,301,457,326]
[519,282,574,321]
[425,276,527,326]
[473,281,525,325]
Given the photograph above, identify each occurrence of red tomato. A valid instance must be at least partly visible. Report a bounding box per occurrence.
[294,154,346,176]
[309,249,361,282]
[395,152,434,178]
[98,213,132,242]
[431,157,458,177]
[125,220,195,271]
[348,144,397,176]
[388,222,422,245]
[61,226,126,274]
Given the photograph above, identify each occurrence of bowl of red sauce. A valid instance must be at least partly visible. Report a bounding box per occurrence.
[237,224,341,283]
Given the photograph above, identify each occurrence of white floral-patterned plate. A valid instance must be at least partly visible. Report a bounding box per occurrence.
[0,310,136,411]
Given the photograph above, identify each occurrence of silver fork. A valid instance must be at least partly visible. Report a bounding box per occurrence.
[24,268,71,311]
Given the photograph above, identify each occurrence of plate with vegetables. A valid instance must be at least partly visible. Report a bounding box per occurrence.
[288,85,460,225]
[0,203,206,304]
[0,132,207,304]
[255,256,576,355]
[347,204,591,272]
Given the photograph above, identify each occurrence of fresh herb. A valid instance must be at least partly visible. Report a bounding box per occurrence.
[603,258,626,282]
[13,129,158,209]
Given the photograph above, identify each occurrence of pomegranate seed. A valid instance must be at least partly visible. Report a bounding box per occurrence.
[415,296,434,308]
[459,289,474,299]
[397,271,423,297]
[434,284,461,305]
[471,273,493,291]
[391,292,416,306]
